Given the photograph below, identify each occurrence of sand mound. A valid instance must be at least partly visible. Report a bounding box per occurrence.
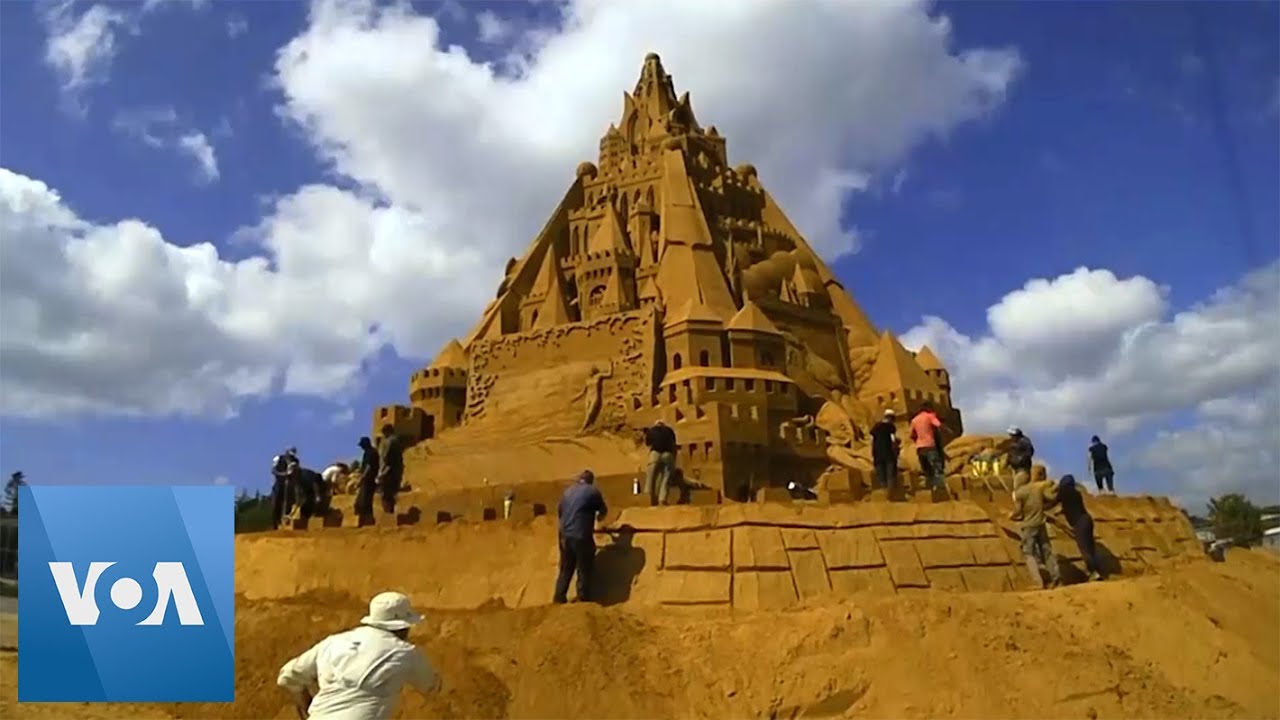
[4,548,1278,719]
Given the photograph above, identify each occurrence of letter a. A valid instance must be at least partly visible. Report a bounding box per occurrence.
[138,562,205,626]
[49,562,114,626]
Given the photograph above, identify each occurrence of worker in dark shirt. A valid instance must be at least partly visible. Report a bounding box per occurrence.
[1087,435,1116,495]
[554,470,608,604]
[642,420,678,506]
[377,425,404,514]
[354,436,380,521]
[869,408,900,491]
[1057,474,1103,581]
[1005,426,1035,486]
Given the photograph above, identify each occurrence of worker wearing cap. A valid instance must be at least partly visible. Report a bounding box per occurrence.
[1005,426,1035,488]
[277,591,439,720]
[869,408,900,491]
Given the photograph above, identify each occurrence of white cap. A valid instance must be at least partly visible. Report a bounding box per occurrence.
[883,408,895,417]
[1007,426,1020,435]
[360,592,423,631]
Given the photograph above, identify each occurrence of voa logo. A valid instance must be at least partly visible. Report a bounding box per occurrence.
[48,561,205,626]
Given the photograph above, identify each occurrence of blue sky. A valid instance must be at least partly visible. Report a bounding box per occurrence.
[0,0,1276,509]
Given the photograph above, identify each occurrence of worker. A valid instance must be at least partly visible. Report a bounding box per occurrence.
[1010,471,1062,589]
[354,437,380,522]
[642,419,678,506]
[376,425,404,514]
[270,454,293,529]
[1057,474,1104,581]
[1005,427,1035,487]
[277,591,439,719]
[1087,435,1117,495]
[909,401,945,490]
[869,408,900,491]
[553,469,608,604]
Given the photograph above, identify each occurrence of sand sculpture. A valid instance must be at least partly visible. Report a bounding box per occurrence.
[271,54,1205,610]
[372,53,965,500]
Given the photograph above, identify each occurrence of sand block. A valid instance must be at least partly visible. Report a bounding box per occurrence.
[880,541,929,588]
[787,549,832,601]
[914,538,976,568]
[828,567,895,595]
[663,528,731,570]
[1050,537,1083,562]
[733,571,799,610]
[961,566,1014,592]
[732,526,789,570]
[613,505,715,532]
[913,523,970,539]
[781,528,820,550]
[968,537,1013,566]
[870,502,920,525]
[925,568,968,592]
[816,528,883,569]
[655,570,731,605]
[872,524,916,541]
[916,503,986,524]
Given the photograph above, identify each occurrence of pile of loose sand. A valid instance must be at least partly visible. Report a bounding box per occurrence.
[3,549,1277,719]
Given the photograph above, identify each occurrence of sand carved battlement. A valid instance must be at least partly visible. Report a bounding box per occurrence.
[264,496,1203,610]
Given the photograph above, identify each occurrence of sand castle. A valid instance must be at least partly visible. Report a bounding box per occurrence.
[372,53,964,500]
[274,54,1207,606]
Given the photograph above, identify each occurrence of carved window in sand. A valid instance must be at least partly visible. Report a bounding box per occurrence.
[588,285,607,307]
[672,353,683,370]
[699,350,710,367]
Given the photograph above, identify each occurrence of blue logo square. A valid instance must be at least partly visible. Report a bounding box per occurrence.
[18,485,235,702]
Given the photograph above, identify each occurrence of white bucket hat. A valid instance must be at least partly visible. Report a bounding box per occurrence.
[360,592,423,632]
[1007,426,1021,436]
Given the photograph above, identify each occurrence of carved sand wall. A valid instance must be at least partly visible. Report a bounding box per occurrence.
[267,496,1202,610]
[463,307,658,435]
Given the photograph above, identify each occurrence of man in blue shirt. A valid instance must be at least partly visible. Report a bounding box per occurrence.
[554,469,609,604]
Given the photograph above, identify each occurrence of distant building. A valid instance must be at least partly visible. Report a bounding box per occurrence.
[1263,527,1280,551]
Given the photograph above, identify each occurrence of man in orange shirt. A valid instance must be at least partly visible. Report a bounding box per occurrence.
[909,401,945,490]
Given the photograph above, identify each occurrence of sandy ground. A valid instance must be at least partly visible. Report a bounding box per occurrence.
[2,548,1277,719]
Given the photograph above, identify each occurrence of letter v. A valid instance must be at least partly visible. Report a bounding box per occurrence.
[49,562,114,626]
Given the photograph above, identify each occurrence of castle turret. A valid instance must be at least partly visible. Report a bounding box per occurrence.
[913,345,951,396]
[663,298,726,370]
[408,339,469,438]
[726,299,784,371]
[857,331,943,418]
[576,202,637,320]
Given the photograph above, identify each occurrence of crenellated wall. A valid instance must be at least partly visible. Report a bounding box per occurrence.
[259,496,1203,610]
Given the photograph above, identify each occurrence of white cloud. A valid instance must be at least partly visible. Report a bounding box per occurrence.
[0,169,485,418]
[212,475,230,485]
[901,262,1280,504]
[475,11,513,44]
[177,132,220,183]
[329,407,355,426]
[40,0,132,96]
[39,0,206,103]
[1139,385,1280,508]
[274,0,1021,261]
[226,13,248,39]
[113,108,221,184]
[3,0,1021,421]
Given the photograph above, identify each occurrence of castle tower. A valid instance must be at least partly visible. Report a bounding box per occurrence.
[663,298,726,370]
[913,345,951,397]
[521,249,571,330]
[408,338,469,439]
[576,202,638,320]
[858,331,943,418]
[726,299,784,371]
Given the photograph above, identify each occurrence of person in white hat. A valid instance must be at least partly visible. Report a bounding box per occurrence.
[277,592,439,719]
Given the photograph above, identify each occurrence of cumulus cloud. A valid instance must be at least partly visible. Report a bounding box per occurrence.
[114,107,221,183]
[2,0,1023,421]
[475,10,514,44]
[274,0,1022,261]
[0,170,487,418]
[901,262,1280,504]
[1139,385,1280,508]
